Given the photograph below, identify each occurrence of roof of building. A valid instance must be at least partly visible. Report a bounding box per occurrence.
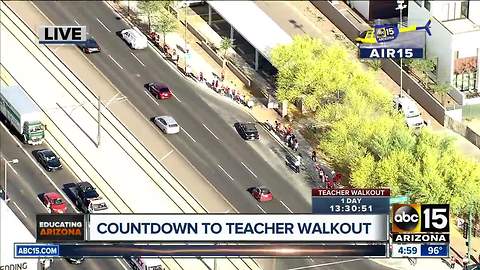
[207,1,292,61]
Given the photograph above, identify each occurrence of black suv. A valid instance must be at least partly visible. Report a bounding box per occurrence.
[78,38,100,53]
[35,149,62,172]
[234,122,259,140]
[77,182,99,199]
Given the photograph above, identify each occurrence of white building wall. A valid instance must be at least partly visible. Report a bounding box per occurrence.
[470,1,480,25]
[350,1,370,20]
[409,1,454,83]
[409,0,480,86]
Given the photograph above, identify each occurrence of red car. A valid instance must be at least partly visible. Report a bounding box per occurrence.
[43,192,67,213]
[148,82,173,100]
[249,186,273,202]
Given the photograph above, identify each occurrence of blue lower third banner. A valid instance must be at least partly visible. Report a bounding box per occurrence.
[359,48,424,59]
[14,243,387,258]
[420,244,449,257]
[15,244,60,257]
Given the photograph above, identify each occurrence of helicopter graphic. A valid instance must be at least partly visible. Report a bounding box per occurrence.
[356,19,432,44]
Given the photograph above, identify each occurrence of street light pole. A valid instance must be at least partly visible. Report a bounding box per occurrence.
[467,207,473,268]
[184,3,188,72]
[396,1,407,100]
[97,95,101,148]
[3,157,19,198]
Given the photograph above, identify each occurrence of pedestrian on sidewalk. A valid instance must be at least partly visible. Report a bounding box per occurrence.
[199,72,204,82]
[220,72,225,82]
[215,79,219,89]
[286,134,292,147]
[311,150,317,161]
[293,140,299,151]
[294,155,301,173]
[449,256,456,269]
[318,168,326,183]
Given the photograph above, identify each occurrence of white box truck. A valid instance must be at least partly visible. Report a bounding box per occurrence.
[0,85,45,145]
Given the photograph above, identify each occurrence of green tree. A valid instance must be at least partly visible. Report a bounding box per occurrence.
[431,82,451,105]
[367,59,382,71]
[408,59,435,87]
[153,11,178,45]
[218,37,235,73]
[137,1,164,31]
[270,35,480,218]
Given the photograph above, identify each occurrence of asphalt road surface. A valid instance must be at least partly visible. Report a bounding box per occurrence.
[30,2,394,269]
[0,122,131,270]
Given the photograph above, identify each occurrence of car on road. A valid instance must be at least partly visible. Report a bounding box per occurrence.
[34,149,62,172]
[234,122,259,140]
[42,192,67,213]
[78,38,100,53]
[248,186,273,202]
[154,116,180,134]
[120,27,148,49]
[393,96,425,129]
[148,82,173,100]
[65,257,85,265]
[0,186,10,203]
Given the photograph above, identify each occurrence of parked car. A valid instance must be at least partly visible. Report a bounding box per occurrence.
[234,122,259,140]
[34,149,62,172]
[248,186,273,202]
[393,96,426,129]
[0,186,10,203]
[78,38,100,53]
[154,116,180,134]
[148,82,173,100]
[120,27,148,49]
[65,257,85,265]
[42,192,67,213]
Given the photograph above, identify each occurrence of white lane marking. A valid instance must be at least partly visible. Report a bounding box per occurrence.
[171,92,182,103]
[160,150,174,161]
[202,124,220,140]
[287,259,362,270]
[12,201,27,218]
[73,19,80,26]
[116,258,130,270]
[256,204,266,213]
[217,164,234,182]
[130,52,146,67]
[96,17,111,32]
[280,200,293,213]
[6,161,19,175]
[181,127,197,143]
[144,91,159,105]
[108,55,124,70]
[0,123,77,210]
[241,161,257,178]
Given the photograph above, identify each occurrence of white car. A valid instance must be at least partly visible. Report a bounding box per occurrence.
[154,116,180,134]
[120,27,148,49]
[394,96,425,129]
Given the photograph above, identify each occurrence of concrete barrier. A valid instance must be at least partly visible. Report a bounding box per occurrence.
[226,61,251,88]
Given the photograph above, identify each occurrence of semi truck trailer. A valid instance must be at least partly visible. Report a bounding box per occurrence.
[0,85,45,145]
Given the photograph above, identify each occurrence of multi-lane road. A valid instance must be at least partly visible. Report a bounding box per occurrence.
[0,120,130,270]
[3,1,394,269]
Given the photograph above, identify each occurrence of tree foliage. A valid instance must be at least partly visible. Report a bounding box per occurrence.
[137,1,165,31]
[408,59,435,87]
[153,10,178,45]
[272,36,480,217]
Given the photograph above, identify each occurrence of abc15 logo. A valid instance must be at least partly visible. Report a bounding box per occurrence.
[392,204,450,233]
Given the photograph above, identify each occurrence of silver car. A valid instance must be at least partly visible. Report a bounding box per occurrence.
[154,116,180,134]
